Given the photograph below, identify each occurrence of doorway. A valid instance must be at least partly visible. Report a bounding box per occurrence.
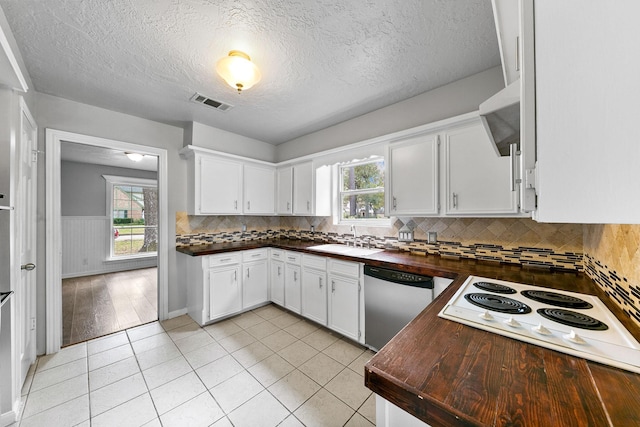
[59,142,160,346]
[45,129,169,354]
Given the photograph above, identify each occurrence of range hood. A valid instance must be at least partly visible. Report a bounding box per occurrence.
[479,79,520,156]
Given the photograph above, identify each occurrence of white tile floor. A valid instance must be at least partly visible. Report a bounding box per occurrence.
[15,304,377,427]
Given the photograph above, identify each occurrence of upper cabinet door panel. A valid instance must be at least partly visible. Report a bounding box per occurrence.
[444,121,518,215]
[199,156,242,215]
[534,0,640,223]
[244,163,275,215]
[293,161,313,215]
[389,133,439,216]
[276,166,293,215]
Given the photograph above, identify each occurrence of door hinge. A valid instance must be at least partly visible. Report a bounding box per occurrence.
[30,317,36,330]
[524,167,537,190]
[31,150,39,163]
[358,282,361,292]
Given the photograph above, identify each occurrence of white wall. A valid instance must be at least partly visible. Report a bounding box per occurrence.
[276,66,504,161]
[185,121,276,163]
[34,92,186,354]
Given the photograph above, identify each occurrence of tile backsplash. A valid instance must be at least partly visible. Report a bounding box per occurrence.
[584,224,640,328]
[176,212,640,328]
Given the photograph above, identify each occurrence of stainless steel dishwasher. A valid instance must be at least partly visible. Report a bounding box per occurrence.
[364,265,434,351]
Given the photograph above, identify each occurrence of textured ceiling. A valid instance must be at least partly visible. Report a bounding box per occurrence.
[1,0,499,145]
[61,142,158,172]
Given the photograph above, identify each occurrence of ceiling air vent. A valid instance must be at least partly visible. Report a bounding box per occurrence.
[190,93,233,112]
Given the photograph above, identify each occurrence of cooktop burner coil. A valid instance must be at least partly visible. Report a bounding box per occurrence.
[473,282,517,294]
[521,290,593,309]
[537,308,608,330]
[464,293,532,314]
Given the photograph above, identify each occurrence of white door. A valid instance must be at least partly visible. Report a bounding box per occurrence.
[301,268,327,325]
[276,167,293,215]
[243,260,268,308]
[293,162,313,215]
[209,265,241,320]
[244,164,275,214]
[199,156,242,214]
[328,274,360,341]
[18,100,37,383]
[284,264,301,314]
[270,259,285,306]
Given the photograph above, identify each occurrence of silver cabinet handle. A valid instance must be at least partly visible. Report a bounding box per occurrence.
[515,36,520,72]
[319,277,323,289]
[287,202,290,212]
[453,193,458,209]
[247,267,250,278]
[287,256,296,261]
[331,280,335,293]
[234,270,237,282]
[234,200,238,210]
[247,201,250,210]
[307,201,310,211]
[251,253,261,258]
[277,266,281,276]
[220,258,232,262]
[393,196,397,210]
[294,271,298,281]
[21,263,36,271]
[509,143,521,192]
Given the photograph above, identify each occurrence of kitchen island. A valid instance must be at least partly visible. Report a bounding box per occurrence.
[177,239,640,426]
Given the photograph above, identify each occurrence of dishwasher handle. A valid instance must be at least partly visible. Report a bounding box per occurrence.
[364,265,434,289]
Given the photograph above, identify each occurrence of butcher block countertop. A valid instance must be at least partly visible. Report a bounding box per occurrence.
[177,239,640,426]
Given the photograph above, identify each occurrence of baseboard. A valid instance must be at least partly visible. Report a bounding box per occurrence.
[0,409,17,427]
[167,308,188,319]
[62,263,157,279]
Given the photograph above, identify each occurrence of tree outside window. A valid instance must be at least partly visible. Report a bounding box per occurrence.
[340,159,385,220]
[104,175,157,259]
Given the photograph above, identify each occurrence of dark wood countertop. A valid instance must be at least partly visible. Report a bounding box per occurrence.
[177,239,640,426]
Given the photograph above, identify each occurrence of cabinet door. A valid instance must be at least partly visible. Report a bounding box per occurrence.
[244,164,275,214]
[209,265,241,320]
[328,274,360,342]
[443,121,518,215]
[284,264,301,314]
[270,259,285,306]
[534,1,640,223]
[293,161,313,215]
[302,268,327,325]
[389,133,439,215]
[243,259,268,309]
[276,167,293,215]
[199,156,242,214]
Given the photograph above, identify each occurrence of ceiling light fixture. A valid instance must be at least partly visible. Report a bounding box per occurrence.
[216,50,261,94]
[125,152,144,162]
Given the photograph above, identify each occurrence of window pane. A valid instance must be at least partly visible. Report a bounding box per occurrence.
[342,192,385,219]
[112,184,158,257]
[342,161,384,191]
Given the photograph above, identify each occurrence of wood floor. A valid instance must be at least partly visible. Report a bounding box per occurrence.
[62,267,157,347]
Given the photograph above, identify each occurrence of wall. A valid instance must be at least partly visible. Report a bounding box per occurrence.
[185,121,276,163]
[61,160,157,216]
[34,92,187,354]
[276,66,504,161]
[60,161,158,277]
[584,224,640,328]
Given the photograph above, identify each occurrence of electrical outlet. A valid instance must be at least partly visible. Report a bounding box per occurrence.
[428,231,437,244]
[241,224,247,232]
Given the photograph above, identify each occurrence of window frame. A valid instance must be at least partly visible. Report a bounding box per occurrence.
[335,157,391,227]
[103,175,158,261]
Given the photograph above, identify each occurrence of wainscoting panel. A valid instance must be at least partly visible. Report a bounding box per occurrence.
[62,216,156,278]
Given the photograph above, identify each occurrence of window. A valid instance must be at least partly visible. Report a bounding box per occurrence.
[104,175,158,259]
[339,158,386,223]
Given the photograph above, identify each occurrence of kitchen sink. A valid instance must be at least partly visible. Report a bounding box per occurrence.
[307,244,384,257]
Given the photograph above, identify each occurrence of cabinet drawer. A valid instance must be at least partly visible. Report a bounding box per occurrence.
[303,254,326,270]
[329,259,361,278]
[208,253,241,267]
[243,249,268,262]
[271,249,285,260]
[285,251,301,265]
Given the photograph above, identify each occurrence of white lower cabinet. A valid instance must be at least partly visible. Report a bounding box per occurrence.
[328,259,363,343]
[270,250,285,306]
[301,255,328,325]
[284,252,302,314]
[209,264,242,320]
[376,396,431,427]
[242,249,269,309]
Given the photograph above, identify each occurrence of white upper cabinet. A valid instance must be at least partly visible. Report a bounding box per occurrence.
[195,154,242,215]
[243,163,275,215]
[388,132,439,216]
[533,0,640,223]
[276,166,293,215]
[492,0,521,86]
[443,120,518,215]
[293,161,313,215]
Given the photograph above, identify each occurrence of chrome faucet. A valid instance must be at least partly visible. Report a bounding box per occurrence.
[350,225,357,247]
